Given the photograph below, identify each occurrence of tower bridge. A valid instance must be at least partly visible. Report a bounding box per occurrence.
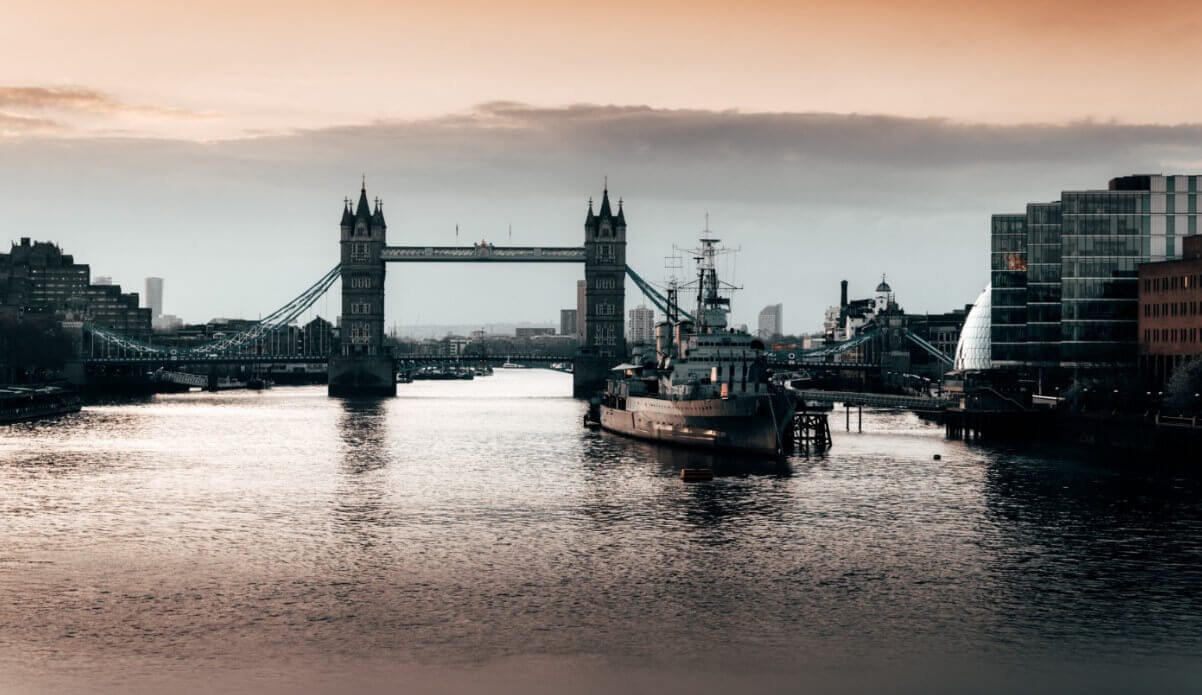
[75,180,943,397]
[331,182,626,397]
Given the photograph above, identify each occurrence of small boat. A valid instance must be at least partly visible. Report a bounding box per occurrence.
[0,386,82,424]
[500,362,524,369]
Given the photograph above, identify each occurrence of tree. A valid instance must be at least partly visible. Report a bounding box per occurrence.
[1164,359,1202,413]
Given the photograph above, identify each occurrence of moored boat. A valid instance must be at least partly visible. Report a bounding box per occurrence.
[598,235,795,456]
[0,385,82,424]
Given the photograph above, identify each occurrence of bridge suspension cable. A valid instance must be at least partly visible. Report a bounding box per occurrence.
[85,264,342,359]
[624,265,695,323]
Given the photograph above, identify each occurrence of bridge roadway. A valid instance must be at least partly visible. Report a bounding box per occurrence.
[84,353,880,370]
[83,353,572,367]
[380,246,586,262]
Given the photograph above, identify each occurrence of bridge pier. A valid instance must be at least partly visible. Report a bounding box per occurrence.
[572,352,612,399]
[328,355,396,397]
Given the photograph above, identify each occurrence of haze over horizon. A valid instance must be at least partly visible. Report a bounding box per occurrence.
[4,0,1202,332]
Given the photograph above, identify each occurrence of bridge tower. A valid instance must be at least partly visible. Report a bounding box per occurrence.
[328,181,396,397]
[573,186,627,397]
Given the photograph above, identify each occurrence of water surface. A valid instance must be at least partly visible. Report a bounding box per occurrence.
[2,370,1200,693]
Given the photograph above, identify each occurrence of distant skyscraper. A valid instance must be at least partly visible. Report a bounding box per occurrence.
[576,279,587,342]
[560,309,578,336]
[628,304,654,344]
[758,303,782,338]
[145,277,163,318]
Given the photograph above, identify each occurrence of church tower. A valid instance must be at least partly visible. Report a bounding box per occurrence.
[328,180,395,396]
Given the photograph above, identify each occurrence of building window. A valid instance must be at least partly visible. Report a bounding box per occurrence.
[350,275,372,289]
[352,243,369,261]
[350,302,371,314]
[350,322,370,344]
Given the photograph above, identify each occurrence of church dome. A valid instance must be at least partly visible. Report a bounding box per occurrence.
[953,285,991,371]
[875,275,892,293]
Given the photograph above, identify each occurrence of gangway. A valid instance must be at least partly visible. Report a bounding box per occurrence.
[791,389,954,411]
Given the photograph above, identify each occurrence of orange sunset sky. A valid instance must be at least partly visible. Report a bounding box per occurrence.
[4,0,1202,138]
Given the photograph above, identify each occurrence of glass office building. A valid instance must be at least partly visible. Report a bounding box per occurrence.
[1024,202,1062,366]
[990,214,1027,366]
[989,174,1201,372]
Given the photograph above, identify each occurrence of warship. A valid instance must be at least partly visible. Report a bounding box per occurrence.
[596,235,795,455]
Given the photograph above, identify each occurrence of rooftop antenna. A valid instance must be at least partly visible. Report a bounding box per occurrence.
[361,173,366,189]
[455,223,459,238]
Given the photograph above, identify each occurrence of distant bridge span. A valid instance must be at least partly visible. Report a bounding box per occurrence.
[380,246,586,262]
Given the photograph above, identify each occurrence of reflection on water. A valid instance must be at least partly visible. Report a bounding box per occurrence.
[0,369,1200,694]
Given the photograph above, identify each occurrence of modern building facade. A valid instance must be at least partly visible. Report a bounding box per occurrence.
[954,285,992,371]
[559,309,577,336]
[990,214,1027,366]
[1138,235,1202,383]
[145,277,163,318]
[757,303,782,338]
[989,174,1202,376]
[628,304,654,344]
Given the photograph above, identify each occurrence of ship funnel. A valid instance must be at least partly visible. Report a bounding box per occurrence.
[655,321,672,365]
[674,320,694,360]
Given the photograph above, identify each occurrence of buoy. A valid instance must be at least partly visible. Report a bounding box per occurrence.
[680,468,714,482]
[933,454,942,461]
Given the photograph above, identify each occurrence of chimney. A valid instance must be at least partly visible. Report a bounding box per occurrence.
[840,280,848,309]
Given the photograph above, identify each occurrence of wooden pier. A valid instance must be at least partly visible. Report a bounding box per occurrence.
[787,405,832,455]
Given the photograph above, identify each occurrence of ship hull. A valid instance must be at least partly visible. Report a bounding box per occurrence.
[599,393,794,456]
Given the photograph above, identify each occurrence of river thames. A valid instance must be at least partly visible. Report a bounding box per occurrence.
[2,369,1201,694]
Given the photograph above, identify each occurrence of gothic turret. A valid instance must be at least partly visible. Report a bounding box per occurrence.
[598,187,613,219]
[372,198,386,228]
[354,184,372,222]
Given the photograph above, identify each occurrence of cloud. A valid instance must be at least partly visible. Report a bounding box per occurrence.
[242,102,1202,211]
[0,111,65,134]
[4,101,1202,328]
[0,86,211,135]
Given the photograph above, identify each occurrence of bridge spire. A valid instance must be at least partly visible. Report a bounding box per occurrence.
[585,196,594,225]
[355,180,372,220]
[598,185,613,219]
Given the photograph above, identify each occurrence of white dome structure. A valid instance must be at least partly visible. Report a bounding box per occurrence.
[954,285,991,371]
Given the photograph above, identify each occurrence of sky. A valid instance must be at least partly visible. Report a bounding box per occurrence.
[3,0,1202,332]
